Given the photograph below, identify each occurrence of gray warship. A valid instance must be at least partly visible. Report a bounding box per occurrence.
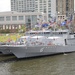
[0,12,74,58]
[1,29,75,58]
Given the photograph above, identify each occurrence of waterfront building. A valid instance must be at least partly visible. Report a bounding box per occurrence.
[56,0,74,16]
[11,0,35,12]
[0,11,46,32]
[11,0,56,21]
[54,0,74,23]
[34,0,56,21]
[0,0,73,32]
[11,0,74,21]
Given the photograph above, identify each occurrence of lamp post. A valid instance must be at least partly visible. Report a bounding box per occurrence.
[41,12,45,23]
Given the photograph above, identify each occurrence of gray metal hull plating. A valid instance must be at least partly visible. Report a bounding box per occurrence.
[0,45,12,54]
[7,45,75,58]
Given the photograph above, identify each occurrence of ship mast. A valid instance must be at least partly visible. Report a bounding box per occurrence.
[67,9,74,33]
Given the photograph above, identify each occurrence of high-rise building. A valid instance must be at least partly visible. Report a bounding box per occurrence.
[11,0,17,11]
[35,0,56,21]
[56,0,74,16]
[11,0,56,21]
[11,0,74,21]
[11,0,35,12]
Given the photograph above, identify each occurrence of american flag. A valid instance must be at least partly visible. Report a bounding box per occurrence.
[49,17,56,26]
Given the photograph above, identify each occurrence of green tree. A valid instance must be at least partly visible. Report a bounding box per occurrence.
[18,25,26,33]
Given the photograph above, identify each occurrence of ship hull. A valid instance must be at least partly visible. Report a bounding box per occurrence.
[5,45,75,58]
[0,45,12,54]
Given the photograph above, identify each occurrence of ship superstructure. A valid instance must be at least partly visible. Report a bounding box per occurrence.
[1,29,75,58]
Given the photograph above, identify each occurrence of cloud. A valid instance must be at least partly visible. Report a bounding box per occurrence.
[0,0,10,12]
[74,0,75,10]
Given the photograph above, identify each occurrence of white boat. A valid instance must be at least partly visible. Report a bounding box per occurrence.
[2,29,75,58]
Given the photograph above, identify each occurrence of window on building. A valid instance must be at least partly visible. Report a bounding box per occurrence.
[44,9,46,13]
[40,0,42,3]
[3,25,5,29]
[0,17,4,21]
[12,16,17,21]
[19,16,24,20]
[48,0,51,2]
[19,25,21,29]
[6,16,11,21]
[48,3,51,7]
[12,25,14,29]
[6,25,8,29]
[48,14,51,17]
[9,25,11,29]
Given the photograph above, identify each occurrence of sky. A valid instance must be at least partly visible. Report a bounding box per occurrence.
[0,0,75,12]
[0,0,10,12]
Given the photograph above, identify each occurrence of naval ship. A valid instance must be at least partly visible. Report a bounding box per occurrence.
[0,29,52,54]
[0,30,51,54]
[1,29,75,58]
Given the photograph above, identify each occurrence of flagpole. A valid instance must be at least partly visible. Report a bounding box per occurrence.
[54,12,57,32]
[68,14,73,33]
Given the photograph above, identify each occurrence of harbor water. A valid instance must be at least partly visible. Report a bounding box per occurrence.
[0,52,75,75]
